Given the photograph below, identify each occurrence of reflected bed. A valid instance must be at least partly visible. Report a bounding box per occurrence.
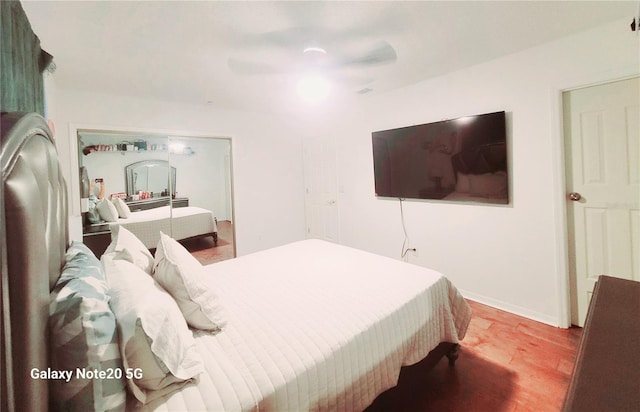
[109,205,218,249]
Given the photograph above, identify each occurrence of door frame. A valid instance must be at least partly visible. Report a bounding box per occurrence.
[550,69,639,328]
[302,134,340,243]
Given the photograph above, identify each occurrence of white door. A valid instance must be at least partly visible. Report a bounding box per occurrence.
[564,77,640,326]
[303,135,339,242]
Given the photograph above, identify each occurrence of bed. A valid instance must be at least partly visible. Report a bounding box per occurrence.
[106,205,218,249]
[1,112,472,412]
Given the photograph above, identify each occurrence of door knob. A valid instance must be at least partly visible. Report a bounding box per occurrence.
[569,192,582,201]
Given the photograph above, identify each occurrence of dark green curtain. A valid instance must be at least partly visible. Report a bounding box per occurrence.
[0,0,52,116]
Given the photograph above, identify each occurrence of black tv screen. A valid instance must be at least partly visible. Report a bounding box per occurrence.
[372,111,508,204]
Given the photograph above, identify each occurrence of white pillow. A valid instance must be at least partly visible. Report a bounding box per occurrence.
[112,197,131,219]
[153,232,227,332]
[104,225,154,274]
[103,256,203,404]
[96,198,119,222]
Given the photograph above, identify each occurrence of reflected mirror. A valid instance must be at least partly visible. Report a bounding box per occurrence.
[126,160,176,198]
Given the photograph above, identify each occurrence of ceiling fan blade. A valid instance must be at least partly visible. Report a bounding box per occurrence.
[338,40,397,68]
[262,26,321,49]
[227,58,285,75]
[237,26,328,51]
[331,72,375,87]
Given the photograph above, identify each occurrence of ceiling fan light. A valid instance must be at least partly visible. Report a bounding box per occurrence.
[303,46,327,55]
[297,74,331,102]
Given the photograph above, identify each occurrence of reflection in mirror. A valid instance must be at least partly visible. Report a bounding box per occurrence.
[77,129,236,263]
[126,160,176,198]
[169,136,235,263]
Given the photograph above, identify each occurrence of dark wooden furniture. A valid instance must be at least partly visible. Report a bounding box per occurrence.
[563,275,640,411]
[82,223,112,259]
[125,196,188,211]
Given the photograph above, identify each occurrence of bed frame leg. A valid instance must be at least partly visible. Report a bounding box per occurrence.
[213,232,218,245]
[446,344,460,366]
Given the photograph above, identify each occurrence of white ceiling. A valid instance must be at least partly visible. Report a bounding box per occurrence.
[23,1,638,114]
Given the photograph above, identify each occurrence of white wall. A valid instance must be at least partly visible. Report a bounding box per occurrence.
[53,90,306,255]
[308,17,639,326]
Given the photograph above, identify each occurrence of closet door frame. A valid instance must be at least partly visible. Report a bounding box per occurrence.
[68,123,236,259]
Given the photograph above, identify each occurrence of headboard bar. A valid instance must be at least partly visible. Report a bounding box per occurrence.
[1,176,14,412]
[1,112,69,412]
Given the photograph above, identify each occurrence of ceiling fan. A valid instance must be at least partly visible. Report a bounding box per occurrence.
[227,26,398,88]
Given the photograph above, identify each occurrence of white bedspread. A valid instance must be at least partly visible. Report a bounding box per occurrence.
[110,206,217,249]
[142,239,471,412]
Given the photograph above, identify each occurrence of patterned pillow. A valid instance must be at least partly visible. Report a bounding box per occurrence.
[87,194,102,223]
[49,242,126,412]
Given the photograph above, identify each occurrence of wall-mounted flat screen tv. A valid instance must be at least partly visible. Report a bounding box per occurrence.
[372,111,508,204]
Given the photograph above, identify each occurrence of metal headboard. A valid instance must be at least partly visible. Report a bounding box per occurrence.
[1,112,69,412]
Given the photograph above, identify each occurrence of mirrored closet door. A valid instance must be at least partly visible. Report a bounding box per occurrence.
[77,129,235,262]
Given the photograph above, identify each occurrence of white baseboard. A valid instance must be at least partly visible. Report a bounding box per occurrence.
[459,289,564,328]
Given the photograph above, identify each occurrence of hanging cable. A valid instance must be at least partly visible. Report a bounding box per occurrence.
[399,198,414,261]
